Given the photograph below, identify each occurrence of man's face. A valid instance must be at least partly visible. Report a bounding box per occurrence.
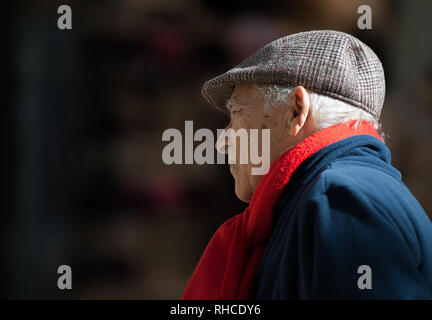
[215,83,293,202]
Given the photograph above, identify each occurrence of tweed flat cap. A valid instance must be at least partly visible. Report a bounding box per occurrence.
[202,30,385,119]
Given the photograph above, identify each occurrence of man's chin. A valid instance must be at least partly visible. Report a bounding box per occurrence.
[234,183,252,203]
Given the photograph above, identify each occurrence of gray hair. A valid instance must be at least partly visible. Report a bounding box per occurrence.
[256,84,384,141]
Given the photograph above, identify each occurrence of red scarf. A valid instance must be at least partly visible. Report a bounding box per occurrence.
[181,120,381,300]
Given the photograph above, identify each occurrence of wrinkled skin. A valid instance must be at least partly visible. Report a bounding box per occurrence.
[215,83,317,202]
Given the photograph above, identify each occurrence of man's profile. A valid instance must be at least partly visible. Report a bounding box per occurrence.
[181,30,432,299]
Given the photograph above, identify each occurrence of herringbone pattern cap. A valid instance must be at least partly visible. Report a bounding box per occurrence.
[202,30,385,119]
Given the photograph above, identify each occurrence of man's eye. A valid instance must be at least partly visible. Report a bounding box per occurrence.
[231,109,242,114]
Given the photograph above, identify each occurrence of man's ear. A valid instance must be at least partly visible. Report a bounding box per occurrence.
[287,86,310,136]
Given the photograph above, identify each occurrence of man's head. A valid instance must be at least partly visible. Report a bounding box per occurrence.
[215,82,378,202]
[205,30,385,202]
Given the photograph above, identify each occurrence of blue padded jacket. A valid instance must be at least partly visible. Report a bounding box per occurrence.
[254,135,432,299]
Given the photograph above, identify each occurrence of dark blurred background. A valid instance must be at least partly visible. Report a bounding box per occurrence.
[1,0,432,299]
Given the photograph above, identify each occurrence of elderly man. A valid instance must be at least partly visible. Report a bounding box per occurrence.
[181,30,432,299]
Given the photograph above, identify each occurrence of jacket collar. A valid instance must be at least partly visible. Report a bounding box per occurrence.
[271,128,401,227]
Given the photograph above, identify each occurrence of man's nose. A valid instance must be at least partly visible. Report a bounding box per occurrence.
[215,127,231,154]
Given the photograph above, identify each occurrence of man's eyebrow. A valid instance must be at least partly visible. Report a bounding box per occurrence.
[225,98,246,111]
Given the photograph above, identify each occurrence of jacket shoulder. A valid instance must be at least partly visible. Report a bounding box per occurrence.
[303,161,424,225]
[294,161,432,267]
